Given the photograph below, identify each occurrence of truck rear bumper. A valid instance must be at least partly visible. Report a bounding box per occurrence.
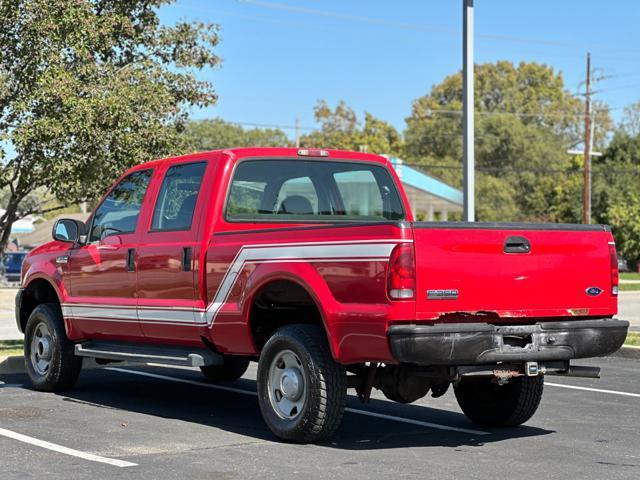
[388,319,629,366]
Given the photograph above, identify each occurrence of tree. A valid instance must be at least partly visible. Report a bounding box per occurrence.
[0,0,220,252]
[183,118,289,151]
[403,61,612,222]
[620,101,640,137]
[592,130,640,267]
[300,100,403,155]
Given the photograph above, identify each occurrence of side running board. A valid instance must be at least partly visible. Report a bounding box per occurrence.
[75,341,224,367]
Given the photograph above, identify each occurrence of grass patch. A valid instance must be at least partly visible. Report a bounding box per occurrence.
[620,283,640,292]
[625,333,640,347]
[0,348,23,357]
[0,340,23,357]
[621,272,640,281]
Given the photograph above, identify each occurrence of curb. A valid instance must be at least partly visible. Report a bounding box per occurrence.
[0,355,105,375]
[0,355,26,375]
[611,345,640,360]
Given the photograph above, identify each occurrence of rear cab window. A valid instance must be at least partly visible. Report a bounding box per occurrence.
[226,159,404,222]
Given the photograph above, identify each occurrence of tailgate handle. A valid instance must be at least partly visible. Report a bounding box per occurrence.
[504,236,531,254]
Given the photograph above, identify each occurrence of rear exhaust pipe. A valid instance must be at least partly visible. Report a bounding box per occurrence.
[546,365,601,379]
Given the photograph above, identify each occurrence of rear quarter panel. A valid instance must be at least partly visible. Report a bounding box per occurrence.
[204,223,414,364]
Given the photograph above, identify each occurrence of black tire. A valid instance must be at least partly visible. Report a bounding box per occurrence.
[200,356,250,382]
[454,375,544,427]
[24,304,82,392]
[257,324,347,443]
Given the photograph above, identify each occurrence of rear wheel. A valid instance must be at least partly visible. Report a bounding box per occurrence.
[24,304,82,392]
[257,325,346,443]
[200,356,250,382]
[454,375,544,427]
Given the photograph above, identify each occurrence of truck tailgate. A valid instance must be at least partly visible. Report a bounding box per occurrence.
[412,223,617,321]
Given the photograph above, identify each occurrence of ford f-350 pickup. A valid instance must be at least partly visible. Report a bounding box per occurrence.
[16,147,628,442]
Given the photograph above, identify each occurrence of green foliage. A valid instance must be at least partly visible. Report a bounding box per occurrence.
[183,118,289,151]
[593,130,640,266]
[620,101,640,137]
[300,100,403,155]
[0,0,219,251]
[603,198,640,268]
[403,61,611,223]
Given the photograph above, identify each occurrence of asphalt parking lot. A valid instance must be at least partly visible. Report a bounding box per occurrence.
[1,357,638,480]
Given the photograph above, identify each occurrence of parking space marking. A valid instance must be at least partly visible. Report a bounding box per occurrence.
[546,382,640,398]
[0,427,137,468]
[106,367,490,436]
[106,366,260,396]
[344,408,488,435]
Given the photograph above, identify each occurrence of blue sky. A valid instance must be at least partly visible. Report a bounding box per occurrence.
[158,0,640,136]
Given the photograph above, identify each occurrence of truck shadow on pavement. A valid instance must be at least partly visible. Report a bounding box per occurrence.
[43,366,554,451]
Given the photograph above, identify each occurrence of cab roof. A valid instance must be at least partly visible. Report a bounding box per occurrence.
[126,147,392,173]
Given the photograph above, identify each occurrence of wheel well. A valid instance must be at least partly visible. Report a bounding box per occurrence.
[249,280,324,350]
[20,279,60,331]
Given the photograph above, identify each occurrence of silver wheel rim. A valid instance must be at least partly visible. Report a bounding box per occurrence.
[30,322,53,376]
[267,349,306,420]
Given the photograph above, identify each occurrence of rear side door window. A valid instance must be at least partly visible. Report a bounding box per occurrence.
[151,162,207,231]
[89,169,152,241]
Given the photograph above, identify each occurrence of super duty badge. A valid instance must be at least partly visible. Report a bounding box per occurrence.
[427,289,459,300]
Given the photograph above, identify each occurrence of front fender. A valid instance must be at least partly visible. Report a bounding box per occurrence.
[22,265,66,302]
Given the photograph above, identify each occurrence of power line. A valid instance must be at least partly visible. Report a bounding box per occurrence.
[237,0,640,56]
[405,163,640,175]
[592,82,640,95]
[416,107,614,119]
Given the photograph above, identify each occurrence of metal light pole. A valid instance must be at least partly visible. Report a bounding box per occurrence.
[462,0,475,221]
[582,53,592,224]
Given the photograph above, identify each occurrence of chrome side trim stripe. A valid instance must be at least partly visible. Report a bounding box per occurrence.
[62,240,404,326]
[205,242,398,325]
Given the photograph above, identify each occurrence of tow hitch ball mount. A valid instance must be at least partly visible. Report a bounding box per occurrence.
[455,361,601,381]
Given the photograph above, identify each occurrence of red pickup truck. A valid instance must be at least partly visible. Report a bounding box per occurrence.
[16,147,628,442]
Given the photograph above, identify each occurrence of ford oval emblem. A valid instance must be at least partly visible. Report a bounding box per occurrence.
[586,287,603,296]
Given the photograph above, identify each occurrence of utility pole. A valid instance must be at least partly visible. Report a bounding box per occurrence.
[294,117,300,148]
[583,52,592,224]
[462,0,475,221]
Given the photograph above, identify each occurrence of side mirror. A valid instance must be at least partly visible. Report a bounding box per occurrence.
[52,219,85,243]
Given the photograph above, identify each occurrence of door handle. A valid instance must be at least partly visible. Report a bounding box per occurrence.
[97,245,118,251]
[55,255,69,265]
[182,247,192,272]
[504,236,531,254]
[127,248,136,272]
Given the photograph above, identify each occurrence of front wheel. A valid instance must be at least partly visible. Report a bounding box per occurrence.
[454,375,544,427]
[24,304,82,392]
[257,325,346,443]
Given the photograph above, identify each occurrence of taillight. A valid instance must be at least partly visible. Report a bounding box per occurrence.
[608,242,619,296]
[388,243,415,300]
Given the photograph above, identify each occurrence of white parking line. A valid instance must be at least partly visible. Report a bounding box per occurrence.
[546,382,640,398]
[0,427,137,468]
[344,408,488,435]
[107,367,260,396]
[105,367,489,436]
